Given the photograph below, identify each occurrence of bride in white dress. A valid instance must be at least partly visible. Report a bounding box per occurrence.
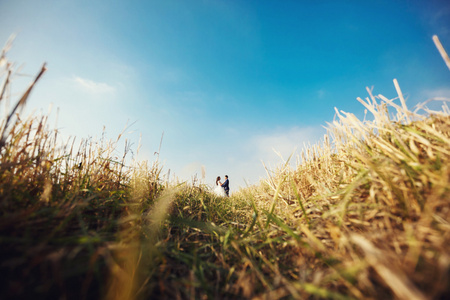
[213,176,227,197]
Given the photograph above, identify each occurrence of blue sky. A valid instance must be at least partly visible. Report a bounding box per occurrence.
[1,0,450,190]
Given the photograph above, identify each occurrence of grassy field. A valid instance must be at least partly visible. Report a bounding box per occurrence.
[1,37,449,299]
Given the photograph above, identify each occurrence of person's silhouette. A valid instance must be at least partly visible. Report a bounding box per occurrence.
[221,175,230,196]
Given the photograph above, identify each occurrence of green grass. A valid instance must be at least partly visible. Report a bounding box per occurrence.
[1,37,450,299]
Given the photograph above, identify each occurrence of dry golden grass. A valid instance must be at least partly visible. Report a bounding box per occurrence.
[244,91,450,299]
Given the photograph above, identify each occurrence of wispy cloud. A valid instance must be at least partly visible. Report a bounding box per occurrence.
[73,76,116,95]
[420,87,450,99]
[416,87,450,112]
[317,89,326,99]
[429,6,450,27]
[249,126,325,167]
[425,5,450,39]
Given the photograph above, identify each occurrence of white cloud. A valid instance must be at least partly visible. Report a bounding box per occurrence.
[73,76,116,95]
[249,126,326,168]
[420,87,450,99]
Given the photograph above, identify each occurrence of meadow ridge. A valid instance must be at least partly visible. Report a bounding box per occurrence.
[1,36,450,300]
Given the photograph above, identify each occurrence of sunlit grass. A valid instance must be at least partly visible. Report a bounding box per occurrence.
[1,35,449,299]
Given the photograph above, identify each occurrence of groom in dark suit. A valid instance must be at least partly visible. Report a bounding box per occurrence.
[221,175,230,196]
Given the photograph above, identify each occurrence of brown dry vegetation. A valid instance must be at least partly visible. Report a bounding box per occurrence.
[1,36,449,299]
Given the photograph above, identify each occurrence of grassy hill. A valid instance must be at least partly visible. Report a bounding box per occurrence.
[1,39,449,299]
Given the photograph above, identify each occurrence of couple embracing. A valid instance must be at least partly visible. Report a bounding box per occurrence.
[214,175,229,197]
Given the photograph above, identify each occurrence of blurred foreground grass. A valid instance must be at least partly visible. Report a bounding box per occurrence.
[1,36,449,299]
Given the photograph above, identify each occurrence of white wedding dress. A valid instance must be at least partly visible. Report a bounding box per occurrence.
[213,183,226,197]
